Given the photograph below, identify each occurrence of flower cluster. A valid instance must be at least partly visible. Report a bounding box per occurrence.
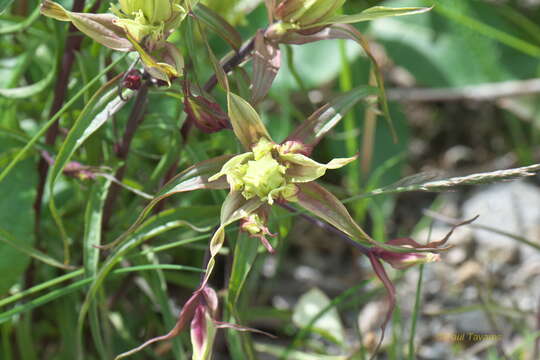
[37,1,459,359]
[41,0,186,83]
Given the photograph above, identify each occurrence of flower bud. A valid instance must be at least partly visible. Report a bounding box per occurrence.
[274,0,343,28]
[241,212,276,253]
[375,249,440,270]
[183,84,229,134]
[190,304,217,360]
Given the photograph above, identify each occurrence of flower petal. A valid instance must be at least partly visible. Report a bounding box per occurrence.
[252,30,281,104]
[296,182,373,244]
[283,153,357,183]
[367,252,395,357]
[40,0,132,51]
[115,290,203,359]
[227,92,272,150]
[201,192,264,288]
[284,86,377,153]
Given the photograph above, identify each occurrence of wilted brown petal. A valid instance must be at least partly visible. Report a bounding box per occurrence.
[251,30,281,104]
[40,0,132,51]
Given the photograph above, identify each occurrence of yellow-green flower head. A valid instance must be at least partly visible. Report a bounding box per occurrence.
[111,0,186,45]
[117,0,182,24]
[209,138,356,205]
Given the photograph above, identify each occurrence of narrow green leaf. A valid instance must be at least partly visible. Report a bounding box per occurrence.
[47,73,133,264]
[83,177,112,359]
[48,74,132,195]
[0,264,203,323]
[314,6,431,27]
[192,2,242,50]
[134,250,186,358]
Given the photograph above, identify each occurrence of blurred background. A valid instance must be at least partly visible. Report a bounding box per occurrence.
[1,0,539,359]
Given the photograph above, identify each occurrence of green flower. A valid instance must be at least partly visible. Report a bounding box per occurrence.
[40,0,186,83]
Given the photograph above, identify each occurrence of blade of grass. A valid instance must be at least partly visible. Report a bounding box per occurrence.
[431,0,540,58]
[0,264,203,323]
[408,264,424,360]
[83,177,112,359]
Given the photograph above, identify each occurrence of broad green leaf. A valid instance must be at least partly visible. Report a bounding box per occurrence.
[227,232,259,305]
[292,288,345,345]
[312,6,431,27]
[228,92,272,149]
[0,140,36,294]
[285,86,377,151]
[192,2,242,50]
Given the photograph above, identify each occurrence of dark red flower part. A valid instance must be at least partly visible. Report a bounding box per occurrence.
[183,82,230,133]
[123,69,143,90]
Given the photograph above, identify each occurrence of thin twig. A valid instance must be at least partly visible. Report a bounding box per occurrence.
[387,78,540,102]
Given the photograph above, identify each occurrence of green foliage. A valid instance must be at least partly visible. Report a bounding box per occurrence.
[1,0,539,359]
